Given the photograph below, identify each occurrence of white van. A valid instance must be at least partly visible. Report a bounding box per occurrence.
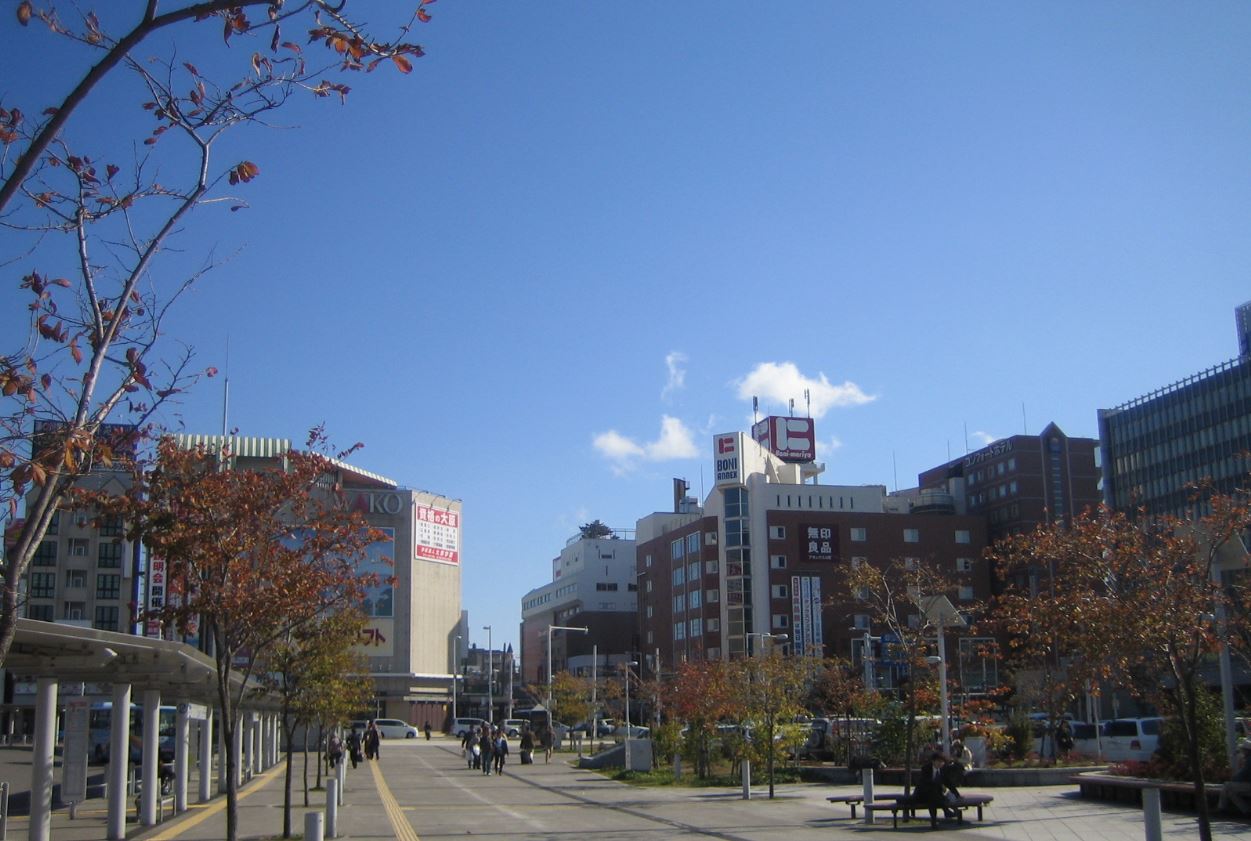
[452,717,487,738]
[374,718,419,739]
[1101,717,1163,762]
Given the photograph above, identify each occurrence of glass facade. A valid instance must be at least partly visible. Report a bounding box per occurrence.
[1099,356,1251,517]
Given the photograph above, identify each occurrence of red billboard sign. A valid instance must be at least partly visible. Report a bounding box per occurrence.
[751,416,816,462]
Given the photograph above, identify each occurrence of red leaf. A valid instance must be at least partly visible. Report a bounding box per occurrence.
[16,1,32,26]
[418,8,431,23]
[106,164,119,180]
[184,62,200,77]
[392,54,412,74]
[206,367,219,378]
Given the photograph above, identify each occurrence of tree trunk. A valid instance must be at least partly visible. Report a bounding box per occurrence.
[1181,679,1213,841]
[302,727,309,806]
[282,714,294,838]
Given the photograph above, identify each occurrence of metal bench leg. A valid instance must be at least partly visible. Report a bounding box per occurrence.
[850,803,857,820]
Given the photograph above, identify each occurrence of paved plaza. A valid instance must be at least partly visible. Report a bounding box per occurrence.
[2,738,1249,840]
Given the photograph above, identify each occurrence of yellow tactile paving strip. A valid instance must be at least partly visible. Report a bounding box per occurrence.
[369,758,420,841]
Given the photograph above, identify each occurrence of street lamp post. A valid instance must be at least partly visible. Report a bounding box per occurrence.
[453,634,462,724]
[483,625,492,725]
[623,659,639,770]
[745,632,788,656]
[545,624,589,726]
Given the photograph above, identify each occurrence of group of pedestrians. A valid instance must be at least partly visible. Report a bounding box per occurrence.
[463,722,510,774]
[327,721,381,772]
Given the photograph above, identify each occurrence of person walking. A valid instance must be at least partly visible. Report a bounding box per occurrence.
[519,726,534,765]
[365,721,381,761]
[424,722,432,741]
[494,731,509,774]
[479,727,495,775]
[346,729,362,769]
[326,731,344,773]
[467,732,480,769]
[540,723,554,763]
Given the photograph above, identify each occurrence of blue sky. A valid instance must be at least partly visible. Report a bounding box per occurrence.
[3,2,1250,653]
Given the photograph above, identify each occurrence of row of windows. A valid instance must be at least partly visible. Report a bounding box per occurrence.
[966,458,1017,486]
[28,572,121,600]
[32,539,126,567]
[968,480,1019,508]
[669,531,702,561]
[769,526,971,543]
[26,603,120,630]
[772,493,858,510]
[672,616,718,640]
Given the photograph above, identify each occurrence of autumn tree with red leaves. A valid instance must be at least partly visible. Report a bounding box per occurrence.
[990,498,1250,841]
[664,660,739,779]
[0,1,433,671]
[96,432,387,841]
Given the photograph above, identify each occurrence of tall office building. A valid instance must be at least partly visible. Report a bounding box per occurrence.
[1098,304,1251,518]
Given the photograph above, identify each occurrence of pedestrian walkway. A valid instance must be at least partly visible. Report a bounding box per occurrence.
[3,737,1248,840]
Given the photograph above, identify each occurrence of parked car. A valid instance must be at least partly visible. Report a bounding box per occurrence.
[614,724,650,738]
[452,717,487,739]
[572,718,615,736]
[502,719,528,737]
[1101,717,1164,762]
[373,718,419,739]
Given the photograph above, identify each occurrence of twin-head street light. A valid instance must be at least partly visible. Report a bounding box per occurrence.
[546,625,589,723]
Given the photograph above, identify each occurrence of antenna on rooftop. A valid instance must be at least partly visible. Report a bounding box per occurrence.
[753,396,759,424]
[789,398,795,417]
[804,388,811,418]
[892,450,898,493]
[1022,402,1028,434]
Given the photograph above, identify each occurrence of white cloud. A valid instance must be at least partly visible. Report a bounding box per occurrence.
[736,362,875,419]
[970,430,998,447]
[593,415,699,473]
[816,436,843,460]
[661,352,687,400]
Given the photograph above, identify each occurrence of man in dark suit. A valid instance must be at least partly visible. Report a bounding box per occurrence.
[908,752,961,821]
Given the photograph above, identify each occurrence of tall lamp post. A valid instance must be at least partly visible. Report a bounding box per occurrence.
[916,594,966,756]
[483,625,492,725]
[452,634,462,724]
[622,659,639,770]
[545,624,589,725]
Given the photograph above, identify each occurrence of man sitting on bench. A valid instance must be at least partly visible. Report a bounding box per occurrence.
[906,752,962,821]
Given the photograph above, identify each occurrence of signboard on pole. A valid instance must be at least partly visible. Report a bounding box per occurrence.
[61,697,90,806]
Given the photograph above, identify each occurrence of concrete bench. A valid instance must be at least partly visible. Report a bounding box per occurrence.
[864,794,993,829]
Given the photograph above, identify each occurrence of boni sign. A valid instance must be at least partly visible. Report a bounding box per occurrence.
[714,434,741,486]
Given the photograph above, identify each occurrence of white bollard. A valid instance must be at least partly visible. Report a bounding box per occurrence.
[1143,787,1162,841]
[326,779,338,838]
[304,810,325,841]
[862,767,875,825]
[741,759,751,800]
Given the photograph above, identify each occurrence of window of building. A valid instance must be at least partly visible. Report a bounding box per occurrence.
[770,554,787,569]
[725,519,749,548]
[706,588,719,603]
[33,540,57,566]
[707,646,721,659]
[1009,480,1018,495]
[955,529,971,544]
[674,622,686,640]
[724,487,748,518]
[98,540,123,568]
[646,605,653,618]
[956,557,973,573]
[98,515,123,537]
[645,580,653,593]
[628,582,637,592]
[959,585,975,601]
[705,531,718,545]
[64,568,86,588]
[46,510,60,536]
[708,618,720,632]
[687,561,700,583]
[705,560,719,575]
[645,554,653,568]
[29,571,56,599]
[670,538,684,560]
[769,525,786,540]
[852,614,869,630]
[672,594,685,613]
[69,538,89,557]
[771,584,789,599]
[96,574,120,600]
[646,631,654,645]
[689,589,702,609]
[28,604,54,621]
[854,586,870,601]
[850,527,867,542]
[772,614,789,629]
[63,601,85,621]
[94,605,120,632]
[689,617,703,637]
[686,532,701,554]
[595,582,618,591]
[903,528,919,543]
[1007,457,1016,471]
[672,567,685,587]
